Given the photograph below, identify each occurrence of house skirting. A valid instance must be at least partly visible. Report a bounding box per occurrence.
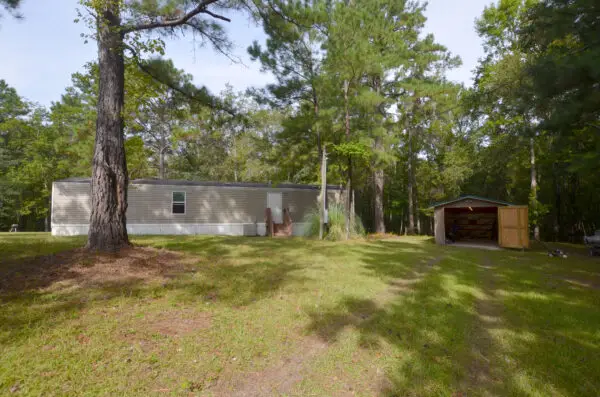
[51,223,309,237]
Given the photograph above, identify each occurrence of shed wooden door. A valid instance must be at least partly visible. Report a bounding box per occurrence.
[498,206,529,248]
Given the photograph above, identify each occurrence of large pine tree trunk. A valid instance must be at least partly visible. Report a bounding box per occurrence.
[319,145,327,240]
[346,159,353,239]
[86,4,130,251]
[372,77,385,234]
[400,208,404,235]
[412,169,423,235]
[45,182,50,232]
[530,137,540,240]
[314,95,325,239]
[343,80,352,240]
[373,167,385,233]
[553,163,561,241]
[415,181,421,235]
[159,147,166,179]
[406,127,415,235]
[313,93,322,161]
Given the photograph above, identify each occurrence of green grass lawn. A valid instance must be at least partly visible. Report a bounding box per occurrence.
[1,233,599,396]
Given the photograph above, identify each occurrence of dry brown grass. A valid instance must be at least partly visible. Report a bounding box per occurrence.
[0,246,197,293]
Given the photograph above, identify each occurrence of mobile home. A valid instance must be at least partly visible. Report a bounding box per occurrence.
[51,178,341,237]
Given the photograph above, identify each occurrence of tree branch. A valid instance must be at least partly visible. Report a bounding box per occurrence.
[123,0,229,34]
[183,21,240,64]
[202,9,230,22]
[124,45,236,116]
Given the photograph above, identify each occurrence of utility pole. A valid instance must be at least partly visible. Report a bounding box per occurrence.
[320,146,328,239]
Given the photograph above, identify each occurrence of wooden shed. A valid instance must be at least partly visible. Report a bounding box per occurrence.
[432,195,529,249]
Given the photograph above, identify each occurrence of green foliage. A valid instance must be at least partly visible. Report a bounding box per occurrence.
[169,86,279,182]
[248,0,463,234]
[465,0,600,239]
[0,81,71,230]
[125,136,153,179]
[332,142,370,160]
[0,0,21,20]
[303,203,365,241]
[3,0,598,240]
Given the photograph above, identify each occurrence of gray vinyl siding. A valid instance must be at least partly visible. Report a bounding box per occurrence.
[128,184,265,223]
[283,189,343,222]
[52,181,340,226]
[52,182,91,224]
[283,190,318,221]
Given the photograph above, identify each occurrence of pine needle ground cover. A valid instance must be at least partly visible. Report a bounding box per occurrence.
[1,233,599,396]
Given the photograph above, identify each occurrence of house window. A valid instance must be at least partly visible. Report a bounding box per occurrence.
[172,192,186,214]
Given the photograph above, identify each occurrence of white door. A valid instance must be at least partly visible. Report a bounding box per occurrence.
[267,192,283,224]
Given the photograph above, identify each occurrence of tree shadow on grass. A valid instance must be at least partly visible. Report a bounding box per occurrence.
[305,243,480,396]
[478,251,600,396]
[305,242,600,396]
[133,235,319,259]
[0,237,313,346]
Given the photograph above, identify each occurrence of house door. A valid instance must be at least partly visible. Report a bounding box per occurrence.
[498,206,529,248]
[267,192,283,224]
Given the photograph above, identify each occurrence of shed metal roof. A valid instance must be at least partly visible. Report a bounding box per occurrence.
[430,195,514,208]
[55,177,343,191]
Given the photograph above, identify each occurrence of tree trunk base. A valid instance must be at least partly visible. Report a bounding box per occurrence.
[85,240,131,253]
[86,223,130,252]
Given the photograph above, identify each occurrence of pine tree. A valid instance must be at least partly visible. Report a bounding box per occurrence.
[77,0,241,251]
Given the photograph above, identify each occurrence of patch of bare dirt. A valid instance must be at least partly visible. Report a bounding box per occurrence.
[146,310,212,337]
[209,336,328,397]
[119,309,212,347]
[0,246,197,293]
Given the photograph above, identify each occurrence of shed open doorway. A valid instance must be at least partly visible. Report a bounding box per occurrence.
[445,206,499,247]
[432,195,529,249]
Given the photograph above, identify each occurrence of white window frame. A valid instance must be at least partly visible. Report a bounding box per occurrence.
[172,191,186,215]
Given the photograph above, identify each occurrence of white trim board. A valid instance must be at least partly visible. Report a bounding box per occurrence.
[51,222,310,237]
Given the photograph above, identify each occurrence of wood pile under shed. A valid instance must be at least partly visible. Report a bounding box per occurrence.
[431,195,529,249]
[444,207,497,240]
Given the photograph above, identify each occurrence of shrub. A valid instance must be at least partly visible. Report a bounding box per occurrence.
[303,203,365,241]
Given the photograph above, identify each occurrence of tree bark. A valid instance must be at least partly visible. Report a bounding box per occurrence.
[159,146,166,179]
[346,159,353,239]
[320,145,327,240]
[553,163,561,241]
[45,181,50,232]
[415,186,421,235]
[314,94,325,238]
[530,137,540,240]
[343,79,352,240]
[372,76,385,234]
[313,92,322,161]
[406,125,415,235]
[373,166,385,233]
[86,3,130,251]
[399,208,404,235]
